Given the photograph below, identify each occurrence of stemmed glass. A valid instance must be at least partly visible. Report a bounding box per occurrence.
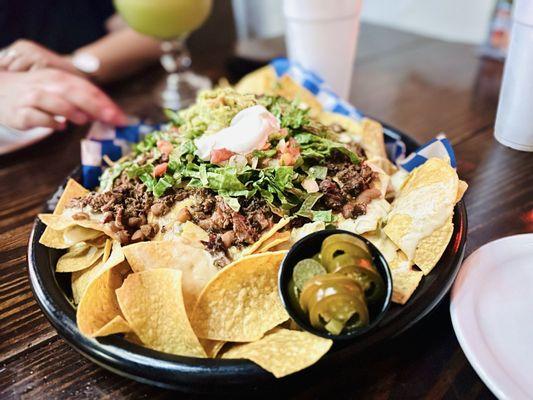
[114,0,213,110]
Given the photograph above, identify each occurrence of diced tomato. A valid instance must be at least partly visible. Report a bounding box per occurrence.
[210,148,235,164]
[153,162,168,178]
[278,137,300,166]
[287,138,300,156]
[157,140,173,156]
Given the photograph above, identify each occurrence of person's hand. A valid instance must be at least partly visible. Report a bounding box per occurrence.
[0,40,78,74]
[0,69,127,130]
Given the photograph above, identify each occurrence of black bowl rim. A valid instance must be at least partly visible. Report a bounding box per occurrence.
[278,229,393,340]
[27,122,468,392]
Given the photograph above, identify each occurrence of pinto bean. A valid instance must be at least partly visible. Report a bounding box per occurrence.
[220,231,235,248]
[72,212,89,220]
[127,216,142,228]
[176,208,191,223]
[131,230,145,242]
[150,202,166,216]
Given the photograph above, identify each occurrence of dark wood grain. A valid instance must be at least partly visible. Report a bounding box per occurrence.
[0,11,527,399]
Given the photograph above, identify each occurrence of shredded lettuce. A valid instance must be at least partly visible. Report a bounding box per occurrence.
[295,133,359,164]
[252,149,277,159]
[310,210,333,222]
[100,90,360,216]
[222,195,241,212]
[307,165,328,180]
[259,96,309,129]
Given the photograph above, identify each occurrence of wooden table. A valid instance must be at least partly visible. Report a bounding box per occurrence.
[1,19,529,399]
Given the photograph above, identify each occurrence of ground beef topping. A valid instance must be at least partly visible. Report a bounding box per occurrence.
[189,190,278,262]
[319,151,377,219]
[65,146,377,255]
[68,173,187,245]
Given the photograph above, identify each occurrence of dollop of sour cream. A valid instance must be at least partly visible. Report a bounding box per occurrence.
[194,105,280,161]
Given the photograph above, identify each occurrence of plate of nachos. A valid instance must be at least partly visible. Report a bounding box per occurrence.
[28,65,468,391]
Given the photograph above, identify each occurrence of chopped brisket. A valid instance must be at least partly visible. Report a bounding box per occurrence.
[318,151,377,219]
[188,190,277,251]
[203,233,231,268]
[68,172,185,245]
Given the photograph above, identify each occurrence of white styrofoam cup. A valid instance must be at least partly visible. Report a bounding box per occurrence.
[283,0,362,100]
[495,0,533,151]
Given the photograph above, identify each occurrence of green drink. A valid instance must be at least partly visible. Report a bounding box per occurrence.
[114,0,212,39]
[113,0,213,110]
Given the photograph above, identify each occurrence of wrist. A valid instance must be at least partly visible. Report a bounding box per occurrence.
[66,52,101,79]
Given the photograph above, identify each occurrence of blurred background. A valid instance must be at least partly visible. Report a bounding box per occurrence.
[228,0,511,64]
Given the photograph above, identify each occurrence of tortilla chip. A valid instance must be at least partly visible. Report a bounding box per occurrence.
[317,111,363,138]
[116,269,206,357]
[39,224,102,249]
[38,213,102,232]
[180,221,209,244]
[361,118,387,160]
[367,162,391,198]
[124,331,143,345]
[242,218,291,256]
[92,315,131,337]
[270,241,292,251]
[122,240,217,313]
[200,339,226,358]
[363,228,398,264]
[236,66,322,115]
[77,267,127,337]
[290,221,326,244]
[62,226,103,246]
[383,158,459,261]
[235,65,277,95]
[413,216,454,275]
[53,179,88,215]
[222,328,333,378]
[39,227,71,249]
[102,238,112,263]
[274,75,322,116]
[56,243,103,273]
[87,236,108,248]
[256,231,291,253]
[456,180,468,203]
[368,156,398,176]
[71,241,124,304]
[191,251,289,342]
[389,251,424,305]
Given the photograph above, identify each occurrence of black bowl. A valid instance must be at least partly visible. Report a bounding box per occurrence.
[279,229,393,340]
[27,123,468,392]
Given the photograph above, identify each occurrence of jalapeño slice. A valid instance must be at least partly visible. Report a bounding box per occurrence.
[299,273,369,334]
[292,258,327,292]
[320,234,371,273]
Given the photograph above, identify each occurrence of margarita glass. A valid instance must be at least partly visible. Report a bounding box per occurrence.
[114,0,213,109]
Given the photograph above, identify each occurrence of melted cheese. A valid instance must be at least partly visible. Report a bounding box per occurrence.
[388,182,454,259]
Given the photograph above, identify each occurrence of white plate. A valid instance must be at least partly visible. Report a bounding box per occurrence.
[0,125,53,155]
[450,234,533,400]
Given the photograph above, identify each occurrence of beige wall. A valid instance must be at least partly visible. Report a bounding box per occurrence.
[360,0,497,44]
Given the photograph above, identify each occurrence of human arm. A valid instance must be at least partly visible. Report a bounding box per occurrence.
[0,28,162,83]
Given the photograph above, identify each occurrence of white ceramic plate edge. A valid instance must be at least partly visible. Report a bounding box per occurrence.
[450,234,533,400]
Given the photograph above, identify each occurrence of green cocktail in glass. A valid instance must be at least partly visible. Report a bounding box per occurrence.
[114,0,213,109]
